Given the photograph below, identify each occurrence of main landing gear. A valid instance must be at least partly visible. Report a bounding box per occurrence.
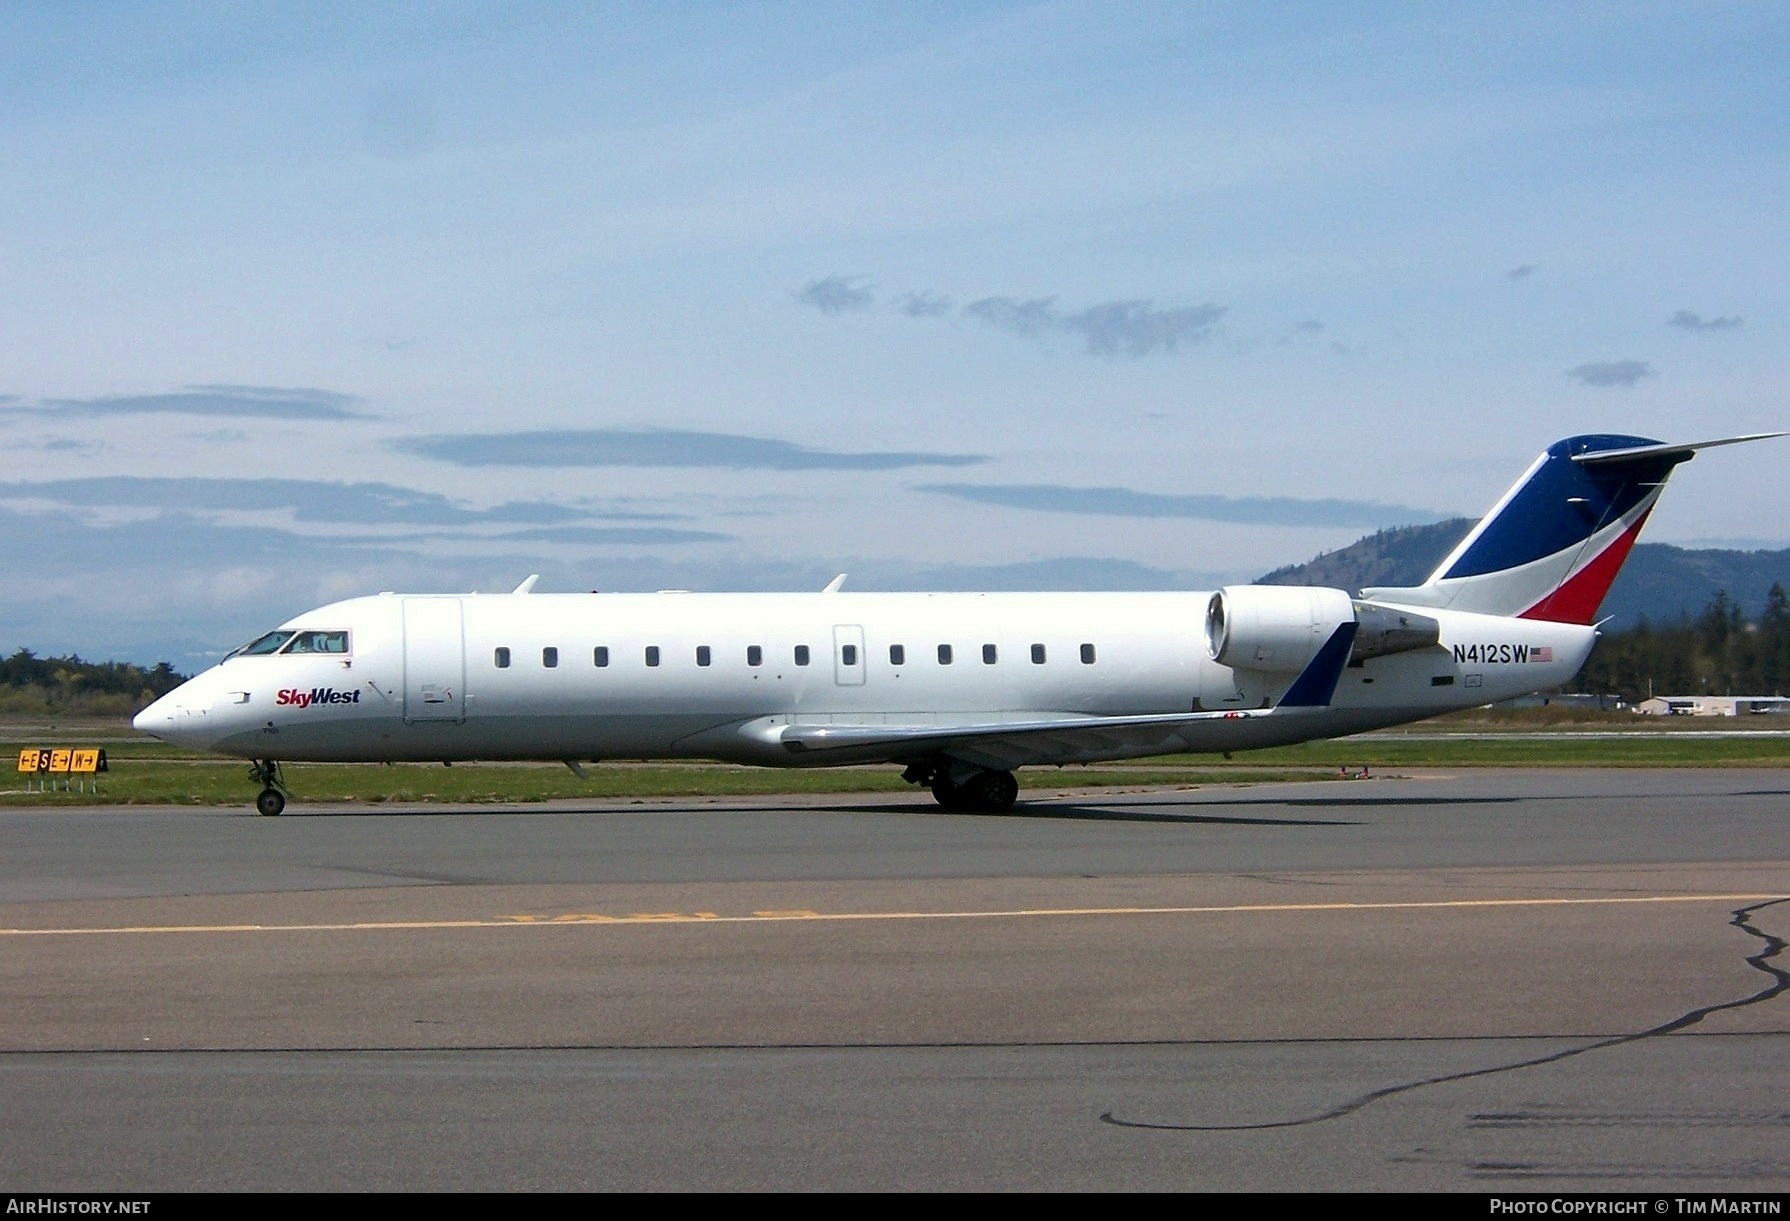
[903,759,1021,813]
[250,759,288,817]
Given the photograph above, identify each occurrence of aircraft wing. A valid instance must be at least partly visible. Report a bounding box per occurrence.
[773,621,1359,770]
[775,705,1323,770]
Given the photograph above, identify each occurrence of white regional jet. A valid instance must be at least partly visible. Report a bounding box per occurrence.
[135,432,1779,815]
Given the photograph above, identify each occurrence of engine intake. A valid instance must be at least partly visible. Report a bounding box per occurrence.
[1206,586,1441,671]
[1206,585,1356,672]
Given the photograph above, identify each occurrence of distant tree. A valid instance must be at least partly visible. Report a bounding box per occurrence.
[0,650,187,713]
[1577,592,1790,703]
[1697,590,1744,693]
[1759,583,1790,693]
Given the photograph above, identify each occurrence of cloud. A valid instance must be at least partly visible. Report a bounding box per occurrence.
[797,273,1227,357]
[794,275,874,314]
[876,556,1228,592]
[1667,309,1742,333]
[15,385,373,421]
[896,291,953,317]
[1565,360,1652,388]
[392,428,986,471]
[0,508,1229,674]
[327,523,734,547]
[0,487,738,671]
[488,525,733,545]
[964,296,1058,338]
[1069,301,1226,356]
[915,482,1437,528]
[965,296,1226,356]
[0,477,588,527]
[1507,265,1535,279]
[1275,319,1324,348]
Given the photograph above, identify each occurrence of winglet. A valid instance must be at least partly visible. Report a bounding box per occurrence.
[1278,622,1358,708]
[512,575,540,594]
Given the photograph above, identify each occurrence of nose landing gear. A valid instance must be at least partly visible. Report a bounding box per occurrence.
[249,760,288,816]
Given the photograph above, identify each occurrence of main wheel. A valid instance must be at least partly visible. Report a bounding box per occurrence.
[966,769,1020,813]
[255,788,286,817]
[930,775,966,810]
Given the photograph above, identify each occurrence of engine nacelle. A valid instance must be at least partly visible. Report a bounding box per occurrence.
[1350,602,1442,663]
[1205,585,1356,672]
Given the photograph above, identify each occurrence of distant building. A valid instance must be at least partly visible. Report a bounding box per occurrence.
[1635,695,1790,717]
[1493,692,1627,711]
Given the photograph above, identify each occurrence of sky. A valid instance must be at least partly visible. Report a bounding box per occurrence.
[2,2,1786,672]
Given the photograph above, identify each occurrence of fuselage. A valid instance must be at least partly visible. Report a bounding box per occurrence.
[134,588,1596,768]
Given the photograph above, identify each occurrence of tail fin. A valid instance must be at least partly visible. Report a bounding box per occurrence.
[1361,432,1782,624]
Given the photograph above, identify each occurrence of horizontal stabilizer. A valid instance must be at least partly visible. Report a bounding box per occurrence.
[1572,432,1785,467]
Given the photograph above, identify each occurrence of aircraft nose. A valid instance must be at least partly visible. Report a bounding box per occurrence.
[133,688,213,746]
[132,693,177,738]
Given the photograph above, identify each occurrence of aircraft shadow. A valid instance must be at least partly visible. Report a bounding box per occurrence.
[248,798,1359,827]
[1001,803,1360,827]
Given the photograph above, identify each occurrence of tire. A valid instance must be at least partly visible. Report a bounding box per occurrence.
[256,788,286,817]
[970,770,1019,813]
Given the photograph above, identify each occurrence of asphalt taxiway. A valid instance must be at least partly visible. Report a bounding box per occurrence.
[1,768,1786,1191]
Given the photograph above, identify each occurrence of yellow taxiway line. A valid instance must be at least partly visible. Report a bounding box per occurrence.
[2,892,1785,937]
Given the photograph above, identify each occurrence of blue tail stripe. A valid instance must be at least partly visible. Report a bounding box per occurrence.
[1442,434,1680,579]
[1280,622,1358,708]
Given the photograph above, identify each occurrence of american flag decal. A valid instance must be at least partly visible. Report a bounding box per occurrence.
[1532,646,1552,662]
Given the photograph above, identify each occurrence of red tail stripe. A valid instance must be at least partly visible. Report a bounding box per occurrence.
[1517,509,1651,624]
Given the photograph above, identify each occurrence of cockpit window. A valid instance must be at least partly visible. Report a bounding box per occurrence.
[284,630,350,655]
[233,630,297,657]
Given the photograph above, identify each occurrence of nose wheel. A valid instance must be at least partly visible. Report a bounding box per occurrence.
[249,760,288,816]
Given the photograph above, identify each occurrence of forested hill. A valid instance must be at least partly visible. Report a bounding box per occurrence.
[0,650,186,716]
[1259,520,1790,629]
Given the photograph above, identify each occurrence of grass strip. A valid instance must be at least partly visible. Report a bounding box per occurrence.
[4,720,1788,807]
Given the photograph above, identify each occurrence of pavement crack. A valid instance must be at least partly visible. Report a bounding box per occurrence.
[1101,896,1790,1133]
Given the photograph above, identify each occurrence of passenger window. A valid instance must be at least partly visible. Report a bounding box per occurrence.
[494,647,511,669]
[645,646,661,667]
[795,645,810,666]
[543,647,558,668]
[889,644,905,665]
[1031,644,1046,664]
[1080,643,1096,665]
[697,645,712,667]
[747,645,763,667]
[594,646,609,667]
[841,644,858,666]
[982,644,998,665]
[938,644,953,665]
